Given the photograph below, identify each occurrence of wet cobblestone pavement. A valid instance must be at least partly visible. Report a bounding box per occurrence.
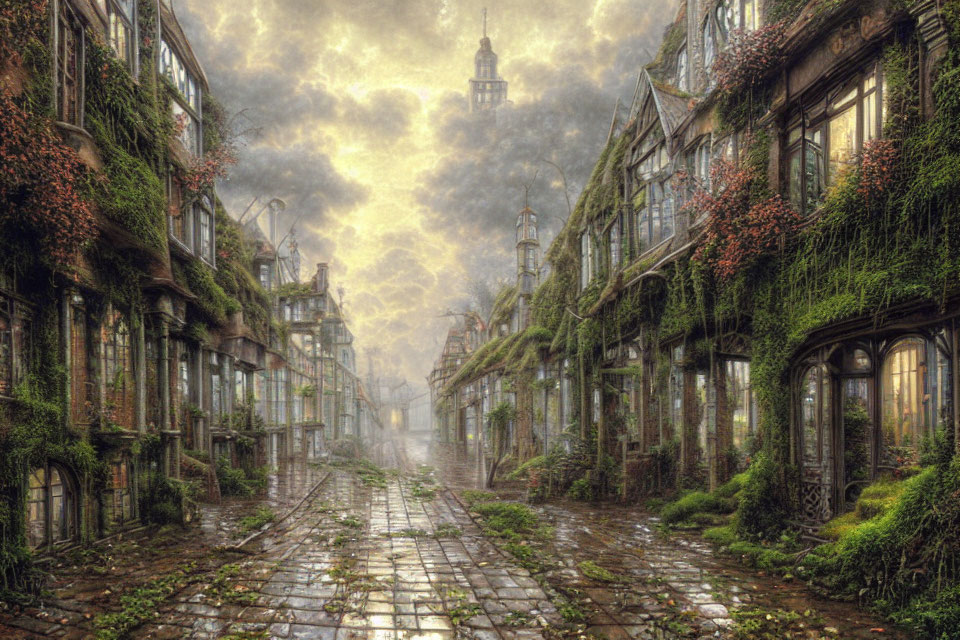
[0,439,908,639]
[424,440,906,640]
[147,468,564,639]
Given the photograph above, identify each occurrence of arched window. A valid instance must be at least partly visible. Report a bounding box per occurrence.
[26,464,77,549]
[881,337,946,450]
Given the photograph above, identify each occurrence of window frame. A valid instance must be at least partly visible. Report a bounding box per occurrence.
[26,463,78,549]
[56,0,85,127]
[103,308,133,426]
[105,0,136,73]
[160,36,203,156]
[785,62,886,215]
[195,196,215,265]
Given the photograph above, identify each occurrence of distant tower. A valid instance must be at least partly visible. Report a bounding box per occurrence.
[469,8,508,113]
[516,203,539,296]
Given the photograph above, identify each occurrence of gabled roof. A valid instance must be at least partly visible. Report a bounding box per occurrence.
[628,68,691,141]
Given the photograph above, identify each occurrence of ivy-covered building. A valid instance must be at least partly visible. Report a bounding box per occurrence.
[0,0,381,591]
[437,0,960,528]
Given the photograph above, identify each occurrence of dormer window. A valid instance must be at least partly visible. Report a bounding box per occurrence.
[160,39,202,155]
[106,0,135,71]
[676,45,688,92]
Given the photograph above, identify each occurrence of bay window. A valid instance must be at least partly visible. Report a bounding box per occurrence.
[786,63,886,215]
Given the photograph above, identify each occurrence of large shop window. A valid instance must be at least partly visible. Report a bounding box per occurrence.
[160,38,202,155]
[786,63,886,215]
[881,337,950,450]
[26,464,77,549]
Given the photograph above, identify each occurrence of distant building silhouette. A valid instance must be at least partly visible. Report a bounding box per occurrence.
[469,8,508,113]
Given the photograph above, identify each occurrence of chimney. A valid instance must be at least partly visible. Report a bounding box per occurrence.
[315,263,329,294]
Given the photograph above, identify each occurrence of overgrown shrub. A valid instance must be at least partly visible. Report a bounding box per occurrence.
[734,453,791,541]
[660,491,735,525]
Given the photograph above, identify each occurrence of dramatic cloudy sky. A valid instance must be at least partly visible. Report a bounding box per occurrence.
[175,0,677,389]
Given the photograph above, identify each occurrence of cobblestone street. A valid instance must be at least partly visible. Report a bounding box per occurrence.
[0,440,908,640]
[146,464,564,639]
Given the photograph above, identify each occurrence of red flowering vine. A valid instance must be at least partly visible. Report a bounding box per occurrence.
[686,159,802,281]
[0,90,97,269]
[857,138,899,205]
[714,22,788,94]
[182,145,237,194]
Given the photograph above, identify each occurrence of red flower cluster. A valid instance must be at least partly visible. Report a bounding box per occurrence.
[0,90,96,270]
[857,138,899,205]
[688,159,802,281]
[714,22,788,94]
[182,145,237,194]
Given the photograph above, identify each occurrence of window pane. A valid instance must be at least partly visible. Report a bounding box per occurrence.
[789,150,803,211]
[27,469,46,548]
[801,366,820,463]
[662,181,674,239]
[703,21,716,74]
[805,128,825,210]
[829,107,857,183]
[882,338,927,449]
[637,209,649,251]
[864,90,878,142]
